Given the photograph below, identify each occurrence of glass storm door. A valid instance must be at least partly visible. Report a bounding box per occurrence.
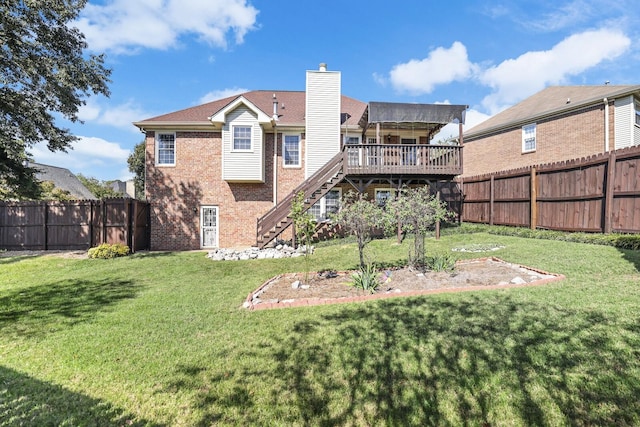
[200,206,218,248]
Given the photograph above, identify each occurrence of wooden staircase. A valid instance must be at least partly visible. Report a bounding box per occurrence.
[256,151,344,248]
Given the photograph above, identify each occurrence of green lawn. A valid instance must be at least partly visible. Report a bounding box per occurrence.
[1,232,639,426]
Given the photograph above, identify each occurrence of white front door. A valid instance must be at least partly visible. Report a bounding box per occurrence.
[200,206,218,248]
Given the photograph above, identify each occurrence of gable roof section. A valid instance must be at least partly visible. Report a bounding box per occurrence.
[30,162,97,200]
[465,85,640,139]
[134,90,367,130]
[209,95,273,125]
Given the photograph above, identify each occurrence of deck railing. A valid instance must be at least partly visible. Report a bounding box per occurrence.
[343,144,462,176]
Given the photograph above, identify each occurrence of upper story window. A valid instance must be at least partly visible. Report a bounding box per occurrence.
[635,99,640,127]
[232,126,252,151]
[156,133,175,166]
[522,123,536,153]
[283,134,300,167]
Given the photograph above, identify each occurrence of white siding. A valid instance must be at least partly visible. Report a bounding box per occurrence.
[305,69,341,178]
[635,98,640,147]
[614,95,634,150]
[222,106,264,182]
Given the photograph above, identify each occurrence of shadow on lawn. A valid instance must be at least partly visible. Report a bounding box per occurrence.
[175,294,640,425]
[619,246,640,273]
[0,278,143,339]
[0,365,161,426]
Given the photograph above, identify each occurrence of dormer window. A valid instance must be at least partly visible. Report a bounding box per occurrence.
[232,126,252,151]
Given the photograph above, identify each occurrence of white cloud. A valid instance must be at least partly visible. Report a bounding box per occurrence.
[74,0,259,54]
[479,28,631,113]
[76,99,153,132]
[388,42,476,94]
[198,87,249,104]
[30,137,132,181]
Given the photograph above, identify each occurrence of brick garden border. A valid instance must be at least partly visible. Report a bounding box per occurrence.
[243,257,565,311]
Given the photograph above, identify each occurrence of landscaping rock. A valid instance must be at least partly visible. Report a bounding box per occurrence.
[207,244,314,261]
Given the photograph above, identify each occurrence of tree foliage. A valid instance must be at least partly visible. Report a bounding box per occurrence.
[387,186,453,269]
[76,174,121,199]
[290,191,316,283]
[127,141,145,200]
[331,191,390,270]
[0,0,111,199]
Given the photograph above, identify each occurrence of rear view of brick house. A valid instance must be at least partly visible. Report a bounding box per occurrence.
[134,64,467,250]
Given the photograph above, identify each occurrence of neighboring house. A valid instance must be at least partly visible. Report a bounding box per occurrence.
[463,85,640,177]
[134,64,467,250]
[29,162,96,200]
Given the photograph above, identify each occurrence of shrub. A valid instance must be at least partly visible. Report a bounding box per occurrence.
[350,264,380,294]
[88,243,130,259]
[426,252,457,272]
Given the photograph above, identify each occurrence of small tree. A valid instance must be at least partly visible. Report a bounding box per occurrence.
[331,191,390,270]
[290,191,316,284]
[128,141,146,200]
[387,186,453,270]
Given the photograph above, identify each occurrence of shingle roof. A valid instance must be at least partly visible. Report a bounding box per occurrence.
[30,162,97,200]
[465,85,640,138]
[134,90,368,128]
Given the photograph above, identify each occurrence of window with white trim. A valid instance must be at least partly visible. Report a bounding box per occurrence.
[522,124,536,153]
[635,99,640,127]
[283,134,300,167]
[232,126,252,151]
[310,189,341,222]
[156,133,175,165]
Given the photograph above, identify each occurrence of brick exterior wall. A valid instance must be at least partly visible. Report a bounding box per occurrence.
[463,103,612,177]
[146,130,314,250]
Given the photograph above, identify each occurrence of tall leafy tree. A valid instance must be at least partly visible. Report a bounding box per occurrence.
[127,141,145,200]
[0,0,111,199]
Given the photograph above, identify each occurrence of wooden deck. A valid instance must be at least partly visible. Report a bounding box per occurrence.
[343,144,462,177]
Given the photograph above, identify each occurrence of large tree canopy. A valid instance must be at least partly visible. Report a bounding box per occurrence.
[0,0,111,199]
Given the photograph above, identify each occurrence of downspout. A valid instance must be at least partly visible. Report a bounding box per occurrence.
[272,94,279,205]
[603,97,610,152]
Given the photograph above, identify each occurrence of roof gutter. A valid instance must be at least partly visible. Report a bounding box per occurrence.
[604,98,610,152]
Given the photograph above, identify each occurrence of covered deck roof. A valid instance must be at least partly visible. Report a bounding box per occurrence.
[359,102,468,136]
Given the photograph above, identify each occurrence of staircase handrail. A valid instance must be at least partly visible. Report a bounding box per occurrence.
[257,149,345,237]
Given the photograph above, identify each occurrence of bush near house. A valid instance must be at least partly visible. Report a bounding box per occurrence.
[87,243,130,259]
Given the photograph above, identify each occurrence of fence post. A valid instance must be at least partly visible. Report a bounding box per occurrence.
[489,175,494,226]
[604,150,616,234]
[530,167,537,230]
[126,198,132,250]
[102,200,107,244]
[42,201,48,250]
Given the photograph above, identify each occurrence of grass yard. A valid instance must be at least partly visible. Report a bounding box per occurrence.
[1,231,639,426]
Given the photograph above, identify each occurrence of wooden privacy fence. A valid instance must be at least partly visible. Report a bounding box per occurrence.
[461,145,640,233]
[0,198,150,252]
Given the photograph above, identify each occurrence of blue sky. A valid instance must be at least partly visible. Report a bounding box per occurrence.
[31,0,640,181]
